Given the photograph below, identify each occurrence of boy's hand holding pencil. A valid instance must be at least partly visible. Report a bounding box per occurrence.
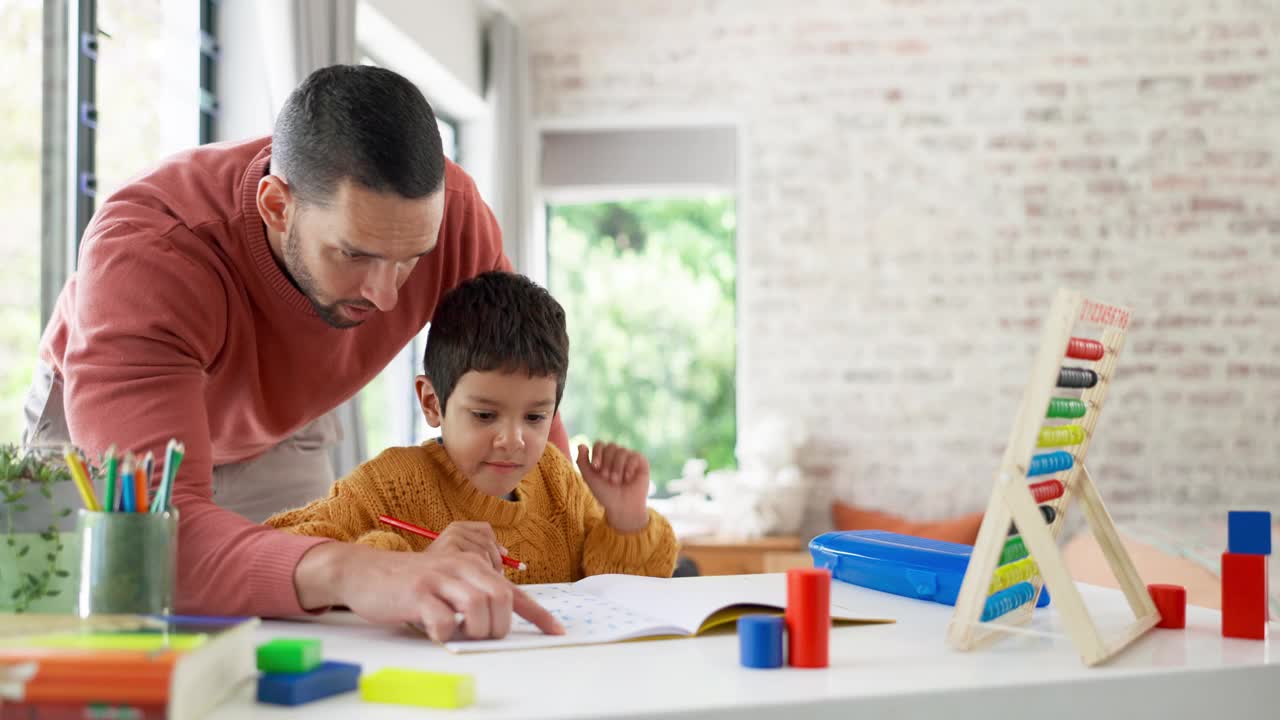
[421,520,514,573]
[378,515,526,572]
[576,442,652,534]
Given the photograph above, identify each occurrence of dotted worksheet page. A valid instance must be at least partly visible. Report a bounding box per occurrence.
[444,583,680,653]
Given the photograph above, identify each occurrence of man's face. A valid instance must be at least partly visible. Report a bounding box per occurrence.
[282,180,444,328]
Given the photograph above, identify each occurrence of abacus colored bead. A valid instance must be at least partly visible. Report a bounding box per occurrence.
[1046,397,1088,419]
[989,557,1039,594]
[1008,505,1056,535]
[1029,479,1065,503]
[1000,536,1028,565]
[1028,451,1073,476]
[1066,337,1105,361]
[1037,425,1086,447]
[1057,367,1099,388]
[982,581,1036,621]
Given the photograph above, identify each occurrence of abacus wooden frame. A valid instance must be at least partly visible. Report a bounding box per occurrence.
[945,288,1159,666]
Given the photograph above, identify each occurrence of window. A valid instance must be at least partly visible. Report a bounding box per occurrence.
[1,0,201,445]
[546,196,737,493]
[0,0,43,443]
[96,0,199,200]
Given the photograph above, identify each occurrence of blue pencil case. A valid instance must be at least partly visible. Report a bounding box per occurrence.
[809,530,1050,608]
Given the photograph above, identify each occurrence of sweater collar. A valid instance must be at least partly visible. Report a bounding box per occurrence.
[425,441,530,529]
[239,144,319,316]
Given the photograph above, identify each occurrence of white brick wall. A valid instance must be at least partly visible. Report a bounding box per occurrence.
[513,0,1280,532]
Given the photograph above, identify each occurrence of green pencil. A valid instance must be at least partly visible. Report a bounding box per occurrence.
[154,439,184,513]
[102,444,118,513]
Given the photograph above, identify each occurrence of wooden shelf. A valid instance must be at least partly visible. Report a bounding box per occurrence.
[678,535,812,576]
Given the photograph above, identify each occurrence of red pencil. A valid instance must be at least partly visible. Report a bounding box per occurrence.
[378,514,527,571]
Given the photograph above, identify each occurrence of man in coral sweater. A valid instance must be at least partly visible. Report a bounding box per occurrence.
[23,65,563,639]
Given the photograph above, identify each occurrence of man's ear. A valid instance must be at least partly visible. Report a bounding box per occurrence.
[256,174,293,235]
[415,375,444,428]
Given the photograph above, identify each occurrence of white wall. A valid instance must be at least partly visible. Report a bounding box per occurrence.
[362,0,486,103]
[513,0,1280,532]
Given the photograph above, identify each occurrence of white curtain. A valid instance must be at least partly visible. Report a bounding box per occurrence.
[484,11,536,280]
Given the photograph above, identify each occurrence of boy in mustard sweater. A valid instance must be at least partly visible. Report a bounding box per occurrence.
[266,271,678,583]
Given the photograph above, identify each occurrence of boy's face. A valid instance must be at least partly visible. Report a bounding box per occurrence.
[415,370,558,498]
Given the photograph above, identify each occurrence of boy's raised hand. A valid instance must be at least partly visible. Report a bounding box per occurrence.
[425,521,507,572]
[576,442,650,533]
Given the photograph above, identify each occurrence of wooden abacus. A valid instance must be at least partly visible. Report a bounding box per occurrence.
[945,288,1159,666]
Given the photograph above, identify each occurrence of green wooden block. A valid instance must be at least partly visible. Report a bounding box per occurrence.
[359,667,474,709]
[256,638,322,673]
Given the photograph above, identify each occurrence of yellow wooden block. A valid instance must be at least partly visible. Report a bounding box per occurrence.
[359,667,474,709]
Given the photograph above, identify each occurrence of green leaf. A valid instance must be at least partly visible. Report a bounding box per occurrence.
[39,484,52,499]
[54,569,70,578]
[16,545,29,558]
[59,507,73,517]
[13,504,28,513]
[44,589,60,598]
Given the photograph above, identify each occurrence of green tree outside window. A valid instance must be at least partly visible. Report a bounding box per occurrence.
[547,197,736,493]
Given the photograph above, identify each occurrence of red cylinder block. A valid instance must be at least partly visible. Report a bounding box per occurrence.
[786,568,831,668]
[1148,583,1187,629]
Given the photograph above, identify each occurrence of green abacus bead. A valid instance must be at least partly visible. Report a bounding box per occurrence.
[1046,398,1087,419]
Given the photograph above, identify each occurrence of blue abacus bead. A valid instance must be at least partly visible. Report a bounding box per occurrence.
[738,614,785,669]
[982,582,1036,621]
[1028,451,1073,477]
[257,661,362,706]
[1228,511,1272,555]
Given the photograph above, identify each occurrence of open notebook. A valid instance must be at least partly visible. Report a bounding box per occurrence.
[444,573,893,653]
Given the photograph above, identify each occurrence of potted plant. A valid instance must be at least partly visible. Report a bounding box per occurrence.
[0,444,86,613]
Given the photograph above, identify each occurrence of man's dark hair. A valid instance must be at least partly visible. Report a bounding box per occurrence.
[272,64,444,204]
[423,272,570,413]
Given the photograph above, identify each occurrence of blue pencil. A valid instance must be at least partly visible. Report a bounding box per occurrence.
[120,454,136,512]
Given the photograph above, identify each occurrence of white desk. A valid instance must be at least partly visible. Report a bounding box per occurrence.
[209,575,1280,719]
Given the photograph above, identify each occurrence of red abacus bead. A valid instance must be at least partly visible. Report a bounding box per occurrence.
[1029,479,1065,503]
[1147,583,1186,629]
[1066,337,1105,361]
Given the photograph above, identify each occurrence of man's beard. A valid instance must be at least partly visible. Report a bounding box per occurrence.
[283,226,376,329]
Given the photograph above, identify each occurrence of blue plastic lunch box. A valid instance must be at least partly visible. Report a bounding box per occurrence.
[809,529,1050,608]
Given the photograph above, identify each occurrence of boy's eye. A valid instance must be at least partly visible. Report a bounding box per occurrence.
[526,414,549,424]
[471,411,496,422]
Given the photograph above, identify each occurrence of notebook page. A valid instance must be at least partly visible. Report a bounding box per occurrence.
[443,583,685,653]
[574,574,880,632]
[572,574,791,633]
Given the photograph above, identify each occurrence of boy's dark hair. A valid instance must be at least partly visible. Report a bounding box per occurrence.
[272,64,445,205]
[423,272,569,413]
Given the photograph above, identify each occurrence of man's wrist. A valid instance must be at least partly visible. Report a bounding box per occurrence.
[293,540,347,611]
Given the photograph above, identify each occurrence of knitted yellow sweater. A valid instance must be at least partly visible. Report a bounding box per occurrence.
[265,441,678,583]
